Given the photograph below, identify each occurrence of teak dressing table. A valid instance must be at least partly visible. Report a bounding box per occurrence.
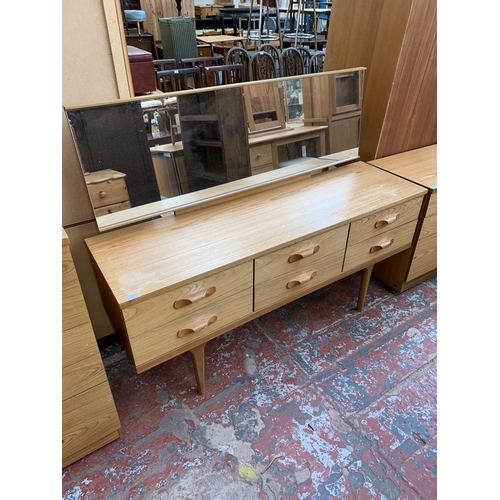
[85,161,427,395]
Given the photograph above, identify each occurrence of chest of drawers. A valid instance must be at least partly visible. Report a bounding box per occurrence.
[368,145,437,291]
[85,169,131,217]
[62,230,122,468]
[86,162,426,395]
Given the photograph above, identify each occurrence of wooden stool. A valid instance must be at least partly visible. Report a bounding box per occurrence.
[124,10,146,34]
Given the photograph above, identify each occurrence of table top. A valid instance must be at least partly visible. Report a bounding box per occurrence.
[197,35,247,44]
[367,145,437,191]
[86,162,426,305]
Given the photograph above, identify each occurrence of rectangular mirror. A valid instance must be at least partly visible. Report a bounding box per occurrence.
[65,68,365,232]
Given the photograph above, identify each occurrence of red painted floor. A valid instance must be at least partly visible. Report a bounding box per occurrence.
[62,272,437,499]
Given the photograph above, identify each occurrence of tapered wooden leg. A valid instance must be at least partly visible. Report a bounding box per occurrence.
[357,265,374,312]
[189,343,206,395]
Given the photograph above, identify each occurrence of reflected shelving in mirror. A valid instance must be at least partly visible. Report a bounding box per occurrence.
[65,68,365,232]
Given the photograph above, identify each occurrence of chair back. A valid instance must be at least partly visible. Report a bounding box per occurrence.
[153,59,177,71]
[295,47,311,74]
[309,51,325,74]
[180,56,223,86]
[279,47,304,77]
[204,64,245,86]
[226,47,251,80]
[260,43,281,74]
[249,51,278,81]
[156,67,202,92]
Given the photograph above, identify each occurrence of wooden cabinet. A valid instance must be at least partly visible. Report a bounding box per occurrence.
[370,144,437,291]
[177,87,251,192]
[85,162,426,396]
[62,229,122,468]
[302,69,364,154]
[85,169,131,217]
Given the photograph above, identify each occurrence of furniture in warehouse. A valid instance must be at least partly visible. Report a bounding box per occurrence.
[85,161,427,396]
[62,229,122,468]
[125,32,158,59]
[370,144,437,291]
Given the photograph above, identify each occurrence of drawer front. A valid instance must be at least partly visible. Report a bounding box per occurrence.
[255,225,349,285]
[131,288,253,369]
[255,251,345,311]
[419,212,437,239]
[62,382,121,468]
[63,321,100,369]
[344,219,418,272]
[62,352,108,401]
[407,232,437,281]
[87,178,129,209]
[94,200,131,217]
[249,144,273,169]
[348,197,423,245]
[426,192,437,217]
[63,248,91,331]
[123,261,253,338]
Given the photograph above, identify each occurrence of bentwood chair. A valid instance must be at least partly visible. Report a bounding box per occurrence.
[309,51,325,74]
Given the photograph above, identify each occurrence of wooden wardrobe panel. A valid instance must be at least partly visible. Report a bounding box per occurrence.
[376,0,437,158]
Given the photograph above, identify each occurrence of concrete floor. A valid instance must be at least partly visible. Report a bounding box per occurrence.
[62,271,437,499]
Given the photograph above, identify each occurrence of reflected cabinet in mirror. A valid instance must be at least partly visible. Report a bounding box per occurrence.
[65,68,365,232]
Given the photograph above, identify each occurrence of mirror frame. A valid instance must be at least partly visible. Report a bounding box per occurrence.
[65,68,365,232]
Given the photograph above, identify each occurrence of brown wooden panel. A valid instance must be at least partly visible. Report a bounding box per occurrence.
[407,232,437,281]
[63,353,108,401]
[63,322,100,369]
[376,0,437,158]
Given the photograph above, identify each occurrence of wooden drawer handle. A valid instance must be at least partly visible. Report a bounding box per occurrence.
[369,238,394,253]
[286,270,317,289]
[177,315,217,338]
[374,213,400,228]
[174,286,216,309]
[288,244,320,263]
[99,191,107,199]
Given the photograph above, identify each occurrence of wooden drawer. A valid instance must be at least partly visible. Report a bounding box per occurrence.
[62,381,122,468]
[62,247,91,331]
[94,200,131,217]
[348,198,422,245]
[344,219,418,272]
[254,226,349,311]
[249,144,273,170]
[419,212,437,239]
[63,321,99,369]
[123,261,252,339]
[87,177,130,209]
[407,232,437,281]
[63,352,108,401]
[255,226,348,284]
[131,288,253,370]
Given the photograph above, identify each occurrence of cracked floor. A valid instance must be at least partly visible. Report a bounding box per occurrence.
[62,272,437,499]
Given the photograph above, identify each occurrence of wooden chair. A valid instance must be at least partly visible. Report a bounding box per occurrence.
[153,59,177,72]
[204,64,245,86]
[295,47,312,73]
[260,43,281,74]
[309,51,325,74]
[249,51,278,81]
[180,56,223,86]
[156,67,203,92]
[279,47,304,77]
[225,47,251,80]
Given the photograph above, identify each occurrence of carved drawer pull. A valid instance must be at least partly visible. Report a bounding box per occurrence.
[374,213,400,228]
[369,239,394,253]
[288,244,320,263]
[286,270,317,289]
[177,315,218,338]
[99,191,107,199]
[174,286,217,309]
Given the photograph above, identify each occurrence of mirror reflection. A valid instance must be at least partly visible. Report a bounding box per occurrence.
[65,68,364,229]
